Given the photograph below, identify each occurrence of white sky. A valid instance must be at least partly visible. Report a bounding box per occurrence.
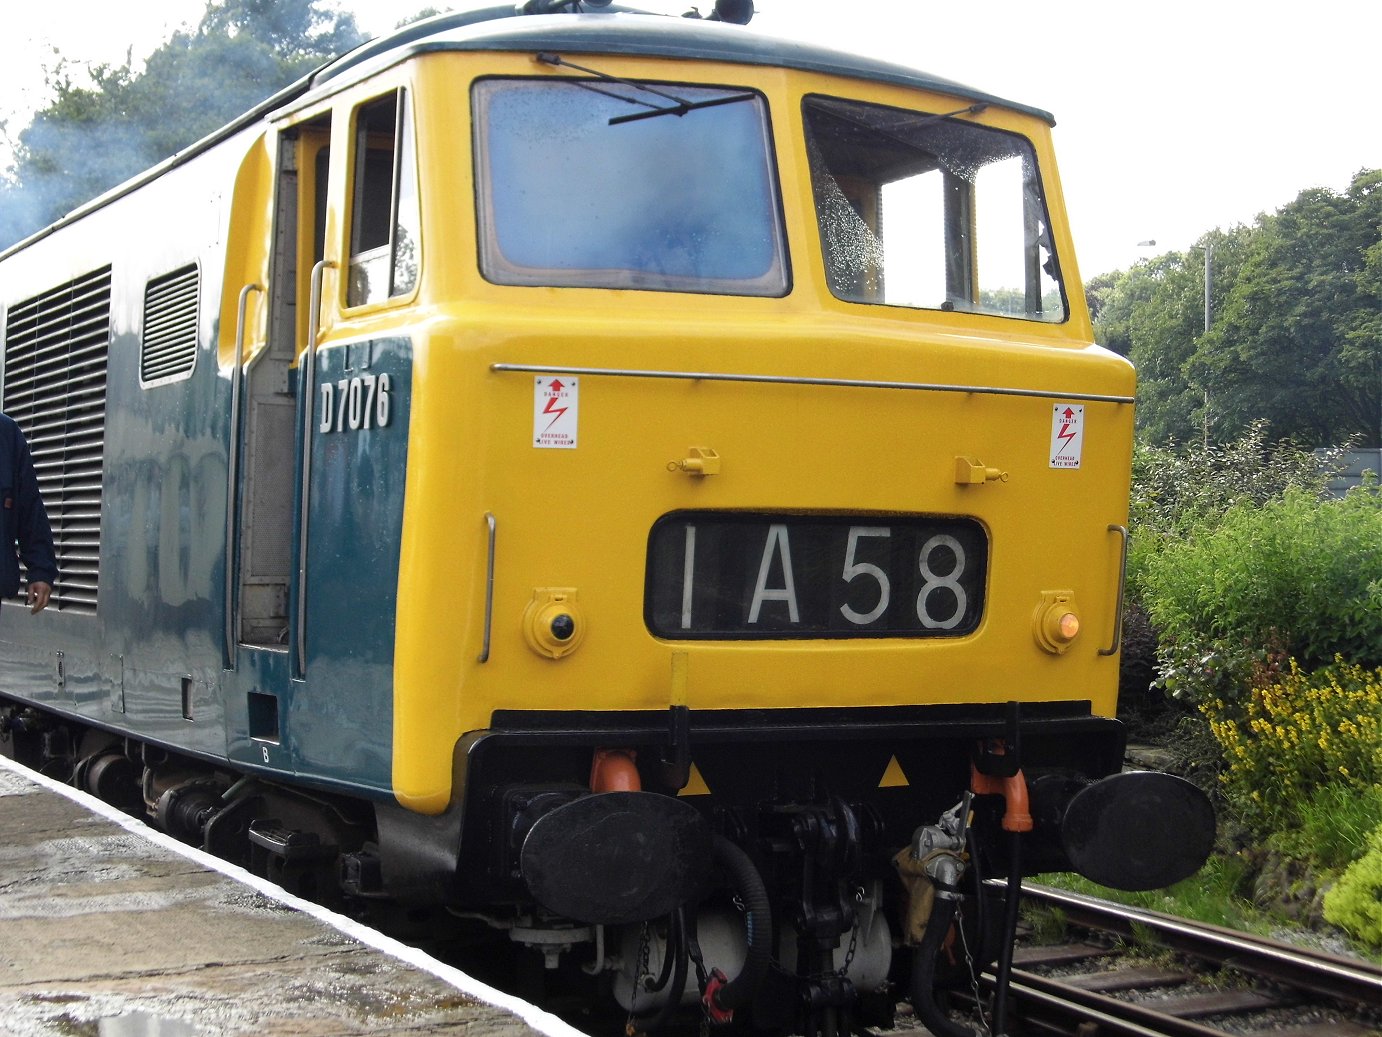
[4,0,1380,279]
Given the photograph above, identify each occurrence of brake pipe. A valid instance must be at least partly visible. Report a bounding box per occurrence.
[701,836,772,1023]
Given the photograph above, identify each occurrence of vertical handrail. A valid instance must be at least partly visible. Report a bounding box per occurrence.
[224,283,263,670]
[1099,524,1130,656]
[478,513,497,663]
[295,260,334,679]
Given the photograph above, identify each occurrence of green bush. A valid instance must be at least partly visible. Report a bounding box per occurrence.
[1323,822,1382,949]
[1129,423,1343,540]
[1138,487,1381,672]
[1123,426,1352,653]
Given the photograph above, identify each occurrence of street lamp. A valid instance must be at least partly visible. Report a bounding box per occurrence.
[1190,243,1215,446]
[1200,242,1213,335]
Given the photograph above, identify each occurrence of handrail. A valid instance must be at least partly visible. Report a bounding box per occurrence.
[224,283,263,671]
[1098,524,1129,656]
[295,260,334,679]
[490,362,1135,406]
[479,512,497,663]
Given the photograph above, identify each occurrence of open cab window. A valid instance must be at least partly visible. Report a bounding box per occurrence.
[347,89,420,308]
[472,78,788,296]
[804,95,1066,322]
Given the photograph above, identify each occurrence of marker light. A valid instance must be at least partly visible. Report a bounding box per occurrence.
[1033,591,1081,655]
[525,588,586,659]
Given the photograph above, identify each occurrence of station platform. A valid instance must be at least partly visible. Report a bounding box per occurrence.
[0,756,584,1037]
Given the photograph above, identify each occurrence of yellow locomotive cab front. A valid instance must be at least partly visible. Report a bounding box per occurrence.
[390,48,1136,815]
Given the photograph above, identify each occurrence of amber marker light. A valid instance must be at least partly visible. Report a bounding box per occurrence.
[1033,591,1081,655]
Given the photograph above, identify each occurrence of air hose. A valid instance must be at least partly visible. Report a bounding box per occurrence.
[908,894,979,1037]
[702,835,772,1019]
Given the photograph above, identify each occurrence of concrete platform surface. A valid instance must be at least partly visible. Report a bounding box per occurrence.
[0,757,585,1037]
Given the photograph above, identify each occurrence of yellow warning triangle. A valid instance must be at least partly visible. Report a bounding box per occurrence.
[678,762,711,797]
[879,755,909,788]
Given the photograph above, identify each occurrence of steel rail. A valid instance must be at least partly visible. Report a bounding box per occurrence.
[1018,882,1382,1007]
[994,973,1229,1037]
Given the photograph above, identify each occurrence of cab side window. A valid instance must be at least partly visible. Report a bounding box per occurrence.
[347,89,420,307]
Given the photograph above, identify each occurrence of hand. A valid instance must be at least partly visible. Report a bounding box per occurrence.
[27,582,51,614]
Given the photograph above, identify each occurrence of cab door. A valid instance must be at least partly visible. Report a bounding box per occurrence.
[287,88,419,792]
[223,108,333,775]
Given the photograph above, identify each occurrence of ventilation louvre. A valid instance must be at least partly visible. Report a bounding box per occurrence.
[3,266,111,614]
[141,264,199,384]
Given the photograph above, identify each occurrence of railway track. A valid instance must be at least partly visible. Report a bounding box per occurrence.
[973,882,1382,1037]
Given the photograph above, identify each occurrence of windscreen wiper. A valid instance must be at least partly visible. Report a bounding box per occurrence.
[536,52,755,124]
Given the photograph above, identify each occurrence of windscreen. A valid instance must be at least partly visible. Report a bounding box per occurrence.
[804,95,1065,322]
[473,78,788,296]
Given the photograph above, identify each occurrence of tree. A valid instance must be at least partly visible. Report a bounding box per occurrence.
[1191,169,1381,445]
[1091,170,1381,447]
[0,0,366,249]
[1093,230,1252,445]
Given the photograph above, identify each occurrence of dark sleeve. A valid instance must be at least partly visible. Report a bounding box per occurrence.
[14,431,57,586]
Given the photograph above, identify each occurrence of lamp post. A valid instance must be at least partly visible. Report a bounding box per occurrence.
[1201,242,1213,336]
[1191,242,1214,447]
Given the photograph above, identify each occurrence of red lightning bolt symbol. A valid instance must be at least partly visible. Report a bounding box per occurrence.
[1055,407,1077,453]
[542,387,568,431]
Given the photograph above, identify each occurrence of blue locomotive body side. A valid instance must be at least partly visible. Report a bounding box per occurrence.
[0,133,411,799]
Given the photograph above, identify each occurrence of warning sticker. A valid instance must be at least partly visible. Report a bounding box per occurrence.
[534,376,578,449]
[1049,403,1084,469]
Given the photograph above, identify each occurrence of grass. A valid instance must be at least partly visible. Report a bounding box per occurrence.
[1269,784,1382,872]
[1029,853,1269,936]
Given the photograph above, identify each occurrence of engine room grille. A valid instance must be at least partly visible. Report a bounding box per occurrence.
[141,264,199,383]
[2,266,112,613]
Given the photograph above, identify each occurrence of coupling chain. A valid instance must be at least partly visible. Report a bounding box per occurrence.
[955,901,992,1037]
[624,921,652,1036]
[836,884,865,979]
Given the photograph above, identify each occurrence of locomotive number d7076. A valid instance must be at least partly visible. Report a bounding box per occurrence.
[645,513,988,639]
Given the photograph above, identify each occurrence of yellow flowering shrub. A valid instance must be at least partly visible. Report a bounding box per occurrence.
[1200,657,1382,829]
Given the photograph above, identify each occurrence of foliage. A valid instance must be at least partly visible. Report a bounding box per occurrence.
[1269,783,1382,875]
[1199,658,1382,835]
[1093,169,1381,446]
[1136,485,1382,671]
[1125,426,1350,627]
[1128,423,1345,542]
[1124,420,1382,947]
[1191,169,1382,447]
[1118,429,1348,705]
[0,0,366,248]
[1323,822,1382,948]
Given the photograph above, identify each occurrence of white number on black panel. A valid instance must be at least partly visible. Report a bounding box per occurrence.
[319,373,392,433]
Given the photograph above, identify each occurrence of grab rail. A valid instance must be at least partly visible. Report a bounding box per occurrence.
[1099,524,1130,656]
[224,282,262,670]
[295,260,334,678]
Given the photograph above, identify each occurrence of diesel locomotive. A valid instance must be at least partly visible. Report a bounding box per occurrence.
[0,3,1214,1033]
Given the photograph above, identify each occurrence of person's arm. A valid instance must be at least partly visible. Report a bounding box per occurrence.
[27,581,50,613]
[14,432,57,601]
